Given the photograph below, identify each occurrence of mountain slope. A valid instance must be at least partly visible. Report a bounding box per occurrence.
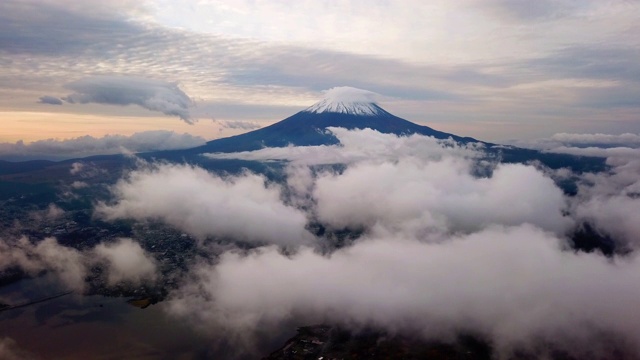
[162,87,478,156]
[0,87,606,176]
[143,87,604,173]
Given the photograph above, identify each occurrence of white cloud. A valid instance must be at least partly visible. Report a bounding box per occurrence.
[69,162,84,175]
[213,119,262,131]
[2,0,640,143]
[70,181,88,189]
[0,237,86,291]
[551,133,640,146]
[208,128,569,236]
[545,146,640,159]
[63,76,195,123]
[96,163,315,246]
[94,238,157,286]
[90,127,640,356]
[570,157,640,247]
[506,132,640,247]
[206,127,481,165]
[507,132,640,153]
[506,133,640,167]
[0,236,157,292]
[29,203,65,223]
[0,130,206,161]
[312,159,571,236]
[166,224,640,358]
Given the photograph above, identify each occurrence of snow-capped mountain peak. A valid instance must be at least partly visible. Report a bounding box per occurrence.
[303,87,384,116]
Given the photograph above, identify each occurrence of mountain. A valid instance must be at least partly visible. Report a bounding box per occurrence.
[181,87,478,155]
[146,87,604,174]
[0,87,606,177]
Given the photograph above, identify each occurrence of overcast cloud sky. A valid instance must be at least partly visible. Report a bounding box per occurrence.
[0,0,639,143]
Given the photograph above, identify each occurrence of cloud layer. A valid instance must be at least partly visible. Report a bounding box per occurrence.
[62,76,194,123]
[94,238,158,286]
[0,130,206,161]
[168,224,640,358]
[96,163,315,246]
[0,236,157,292]
[84,128,639,356]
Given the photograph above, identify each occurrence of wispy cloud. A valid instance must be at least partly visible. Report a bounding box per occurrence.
[38,95,63,105]
[62,76,195,123]
[0,236,157,292]
[0,130,206,161]
[1,0,639,141]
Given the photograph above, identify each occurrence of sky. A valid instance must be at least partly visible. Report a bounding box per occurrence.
[1,0,640,147]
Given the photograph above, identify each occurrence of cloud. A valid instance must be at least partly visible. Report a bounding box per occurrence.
[70,181,89,189]
[312,159,571,236]
[83,126,640,356]
[96,163,315,246]
[0,237,86,291]
[1,0,640,142]
[482,0,589,21]
[37,95,62,105]
[29,203,65,223]
[550,133,640,147]
[0,0,145,56]
[507,132,640,158]
[167,224,640,358]
[0,236,157,292]
[546,146,640,159]
[63,76,195,123]
[314,86,380,105]
[507,132,640,249]
[569,157,640,247]
[213,119,262,131]
[206,127,481,165]
[0,130,206,161]
[69,162,84,175]
[93,238,157,286]
[208,128,570,236]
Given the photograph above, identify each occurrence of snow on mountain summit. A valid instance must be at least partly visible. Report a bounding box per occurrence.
[303,87,385,116]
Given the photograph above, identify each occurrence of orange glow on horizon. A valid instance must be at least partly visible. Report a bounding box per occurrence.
[0,111,259,143]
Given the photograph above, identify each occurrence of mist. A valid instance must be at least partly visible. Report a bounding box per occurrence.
[0,236,157,292]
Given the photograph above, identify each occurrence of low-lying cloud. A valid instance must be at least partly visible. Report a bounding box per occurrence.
[213,119,262,131]
[0,237,87,291]
[62,76,195,123]
[312,159,571,236]
[96,163,314,246]
[206,127,481,165]
[37,95,63,105]
[0,130,206,161]
[508,132,640,161]
[94,238,157,286]
[167,224,640,358]
[0,236,157,292]
[91,127,640,357]
[507,131,640,248]
[570,157,640,248]
[551,132,640,147]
